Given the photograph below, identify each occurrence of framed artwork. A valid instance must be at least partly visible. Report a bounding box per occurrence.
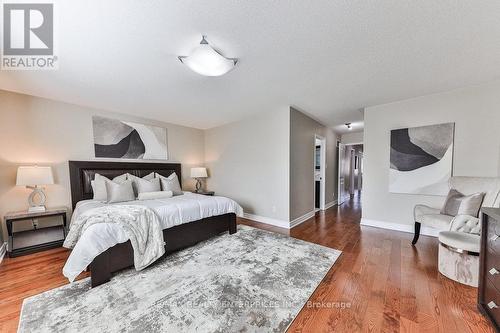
[92,116,168,160]
[389,123,454,195]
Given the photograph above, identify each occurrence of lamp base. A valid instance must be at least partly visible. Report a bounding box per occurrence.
[195,178,203,193]
[28,206,46,213]
[27,186,47,213]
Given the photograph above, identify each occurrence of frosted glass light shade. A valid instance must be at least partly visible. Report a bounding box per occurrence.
[191,167,208,178]
[179,36,237,77]
[16,166,54,186]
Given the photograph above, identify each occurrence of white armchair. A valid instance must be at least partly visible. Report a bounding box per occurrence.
[412,176,500,245]
[438,213,483,286]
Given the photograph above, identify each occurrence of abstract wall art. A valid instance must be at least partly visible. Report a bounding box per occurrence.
[389,123,454,195]
[92,116,168,160]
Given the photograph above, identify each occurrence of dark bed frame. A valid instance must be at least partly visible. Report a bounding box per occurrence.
[68,161,237,288]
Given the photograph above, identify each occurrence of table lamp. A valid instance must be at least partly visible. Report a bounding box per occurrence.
[16,166,54,213]
[190,167,207,193]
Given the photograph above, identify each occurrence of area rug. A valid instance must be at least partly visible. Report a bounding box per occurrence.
[18,225,341,333]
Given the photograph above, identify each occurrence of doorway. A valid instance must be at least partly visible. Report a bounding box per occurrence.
[338,143,363,205]
[349,144,363,198]
[337,143,350,205]
[314,135,326,211]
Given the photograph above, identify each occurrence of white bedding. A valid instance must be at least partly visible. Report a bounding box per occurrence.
[63,192,243,282]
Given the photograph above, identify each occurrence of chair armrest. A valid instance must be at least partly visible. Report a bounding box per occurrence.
[449,215,481,234]
[414,204,440,222]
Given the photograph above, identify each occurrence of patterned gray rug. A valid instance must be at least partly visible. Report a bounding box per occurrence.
[18,225,341,333]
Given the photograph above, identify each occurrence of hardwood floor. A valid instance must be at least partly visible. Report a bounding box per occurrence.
[0,194,494,332]
[242,195,494,333]
[0,247,90,332]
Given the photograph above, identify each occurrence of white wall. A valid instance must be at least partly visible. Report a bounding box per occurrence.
[289,108,339,221]
[362,82,500,229]
[205,109,290,223]
[0,90,205,242]
[341,131,364,145]
[205,107,340,226]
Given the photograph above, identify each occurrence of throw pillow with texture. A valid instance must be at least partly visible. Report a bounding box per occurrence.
[128,173,159,197]
[441,189,485,217]
[91,173,128,201]
[156,172,183,196]
[457,192,485,217]
[105,180,135,203]
[135,177,161,195]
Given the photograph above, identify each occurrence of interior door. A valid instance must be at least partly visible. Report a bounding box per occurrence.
[338,143,348,205]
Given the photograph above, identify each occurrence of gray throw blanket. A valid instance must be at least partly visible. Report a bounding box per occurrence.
[64,205,165,271]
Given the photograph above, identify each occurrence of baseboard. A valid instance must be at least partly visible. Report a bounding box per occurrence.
[290,210,316,228]
[243,203,339,230]
[0,242,7,264]
[360,218,439,238]
[324,200,337,210]
[242,213,290,229]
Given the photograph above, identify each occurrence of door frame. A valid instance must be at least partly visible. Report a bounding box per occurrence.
[314,135,326,211]
[357,152,363,191]
[350,148,355,195]
[337,142,348,205]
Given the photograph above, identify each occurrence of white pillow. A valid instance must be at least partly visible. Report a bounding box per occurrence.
[156,172,183,196]
[441,189,485,217]
[91,173,128,201]
[113,173,128,183]
[128,173,159,196]
[135,177,161,195]
[142,172,155,181]
[105,180,135,203]
[138,190,173,201]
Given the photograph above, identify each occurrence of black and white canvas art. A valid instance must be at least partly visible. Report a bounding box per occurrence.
[390,123,454,195]
[92,116,168,160]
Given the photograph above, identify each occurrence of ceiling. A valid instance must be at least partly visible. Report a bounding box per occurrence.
[1,1,500,134]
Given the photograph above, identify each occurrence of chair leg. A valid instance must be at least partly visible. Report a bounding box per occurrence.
[412,222,421,245]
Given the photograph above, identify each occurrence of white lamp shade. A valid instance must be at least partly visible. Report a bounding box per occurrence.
[190,167,208,178]
[16,166,54,186]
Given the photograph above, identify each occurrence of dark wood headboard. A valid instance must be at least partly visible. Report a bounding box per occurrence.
[68,161,182,209]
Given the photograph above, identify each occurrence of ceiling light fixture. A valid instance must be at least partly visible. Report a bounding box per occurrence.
[345,123,352,130]
[178,36,237,77]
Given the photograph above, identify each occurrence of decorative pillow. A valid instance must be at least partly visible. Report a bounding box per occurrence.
[91,173,128,201]
[457,192,485,217]
[128,173,159,196]
[440,189,462,216]
[135,177,161,195]
[112,173,128,183]
[441,189,485,217]
[142,172,155,181]
[157,172,183,196]
[137,190,173,201]
[105,180,135,204]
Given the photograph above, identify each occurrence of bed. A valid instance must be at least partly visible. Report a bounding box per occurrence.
[68,161,239,288]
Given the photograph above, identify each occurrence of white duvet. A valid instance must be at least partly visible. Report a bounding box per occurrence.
[63,192,243,282]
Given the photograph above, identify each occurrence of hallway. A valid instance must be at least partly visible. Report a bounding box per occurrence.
[241,196,493,332]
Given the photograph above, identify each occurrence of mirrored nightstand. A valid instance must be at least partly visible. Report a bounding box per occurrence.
[5,207,67,257]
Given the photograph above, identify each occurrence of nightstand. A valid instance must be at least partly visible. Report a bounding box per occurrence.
[194,191,215,196]
[5,208,67,257]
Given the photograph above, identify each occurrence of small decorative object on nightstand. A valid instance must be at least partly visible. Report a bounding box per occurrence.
[16,165,54,213]
[5,207,67,257]
[191,167,208,193]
